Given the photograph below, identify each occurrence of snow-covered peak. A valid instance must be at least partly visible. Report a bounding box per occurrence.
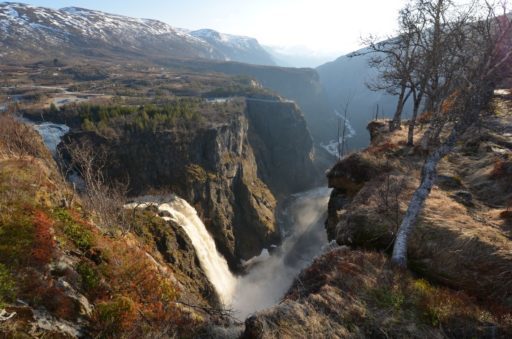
[191,28,259,50]
[191,29,223,40]
[0,2,275,65]
[59,6,91,15]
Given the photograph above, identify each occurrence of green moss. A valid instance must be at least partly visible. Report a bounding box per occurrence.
[76,261,101,292]
[129,209,167,244]
[370,287,405,310]
[54,209,94,251]
[0,214,35,268]
[0,263,16,308]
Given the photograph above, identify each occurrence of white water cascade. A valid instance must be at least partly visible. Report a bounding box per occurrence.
[18,118,70,154]
[126,196,237,306]
[158,198,237,305]
[32,122,70,154]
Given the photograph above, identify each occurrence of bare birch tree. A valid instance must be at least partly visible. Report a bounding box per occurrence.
[62,140,130,232]
[391,0,512,267]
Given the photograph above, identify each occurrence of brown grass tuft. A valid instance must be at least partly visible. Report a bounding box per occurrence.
[417,111,433,124]
[0,114,48,159]
[491,158,512,179]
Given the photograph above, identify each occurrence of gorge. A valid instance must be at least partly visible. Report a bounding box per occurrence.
[1,2,511,337]
[27,109,333,323]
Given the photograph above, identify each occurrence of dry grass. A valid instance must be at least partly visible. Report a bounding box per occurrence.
[328,93,512,311]
[244,249,512,339]
[411,184,512,299]
[0,114,50,159]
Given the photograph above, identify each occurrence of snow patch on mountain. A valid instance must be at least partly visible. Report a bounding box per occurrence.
[0,2,275,65]
[191,29,258,50]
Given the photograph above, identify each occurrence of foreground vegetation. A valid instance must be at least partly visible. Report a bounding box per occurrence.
[0,115,214,337]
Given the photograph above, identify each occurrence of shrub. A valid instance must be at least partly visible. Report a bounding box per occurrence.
[76,261,100,292]
[54,208,94,251]
[0,114,47,158]
[42,285,79,320]
[0,264,16,308]
[0,209,35,268]
[96,296,138,335]
[417,111,433,124]
[31,210,55,267]
[371,286,406,310]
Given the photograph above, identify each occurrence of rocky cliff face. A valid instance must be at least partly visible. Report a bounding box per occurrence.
[64,98,318,269]
[160,59,338,147]
[246,98,317,197]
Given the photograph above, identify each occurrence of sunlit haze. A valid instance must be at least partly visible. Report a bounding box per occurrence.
[20,0,406,57]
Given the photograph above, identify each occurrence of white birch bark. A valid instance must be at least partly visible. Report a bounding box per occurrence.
[391,127,458,267]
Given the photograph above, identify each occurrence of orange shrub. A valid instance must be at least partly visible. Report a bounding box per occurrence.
[42,285,79,320]
[96,296,138,335]
[31,210,55,268]
[441,91,460,114]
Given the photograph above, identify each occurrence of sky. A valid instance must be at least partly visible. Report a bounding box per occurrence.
[18,0,407,57]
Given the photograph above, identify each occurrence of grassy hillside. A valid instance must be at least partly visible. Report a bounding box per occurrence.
[0,115,220,337]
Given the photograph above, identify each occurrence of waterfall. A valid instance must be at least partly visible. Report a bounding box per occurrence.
[157,197,237,305]
[20,117,332,317]
[126,196,237,306]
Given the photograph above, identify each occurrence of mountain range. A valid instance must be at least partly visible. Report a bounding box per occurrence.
[0,2,407,151]
[0,2,275,65]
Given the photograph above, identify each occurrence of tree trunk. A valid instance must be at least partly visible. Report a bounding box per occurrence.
[391,127,459,267]
[390,86,412,131]
[407,92,424,146]
[419,108,441,151]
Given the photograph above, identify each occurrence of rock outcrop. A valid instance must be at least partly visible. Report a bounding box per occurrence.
[325,98,512,307]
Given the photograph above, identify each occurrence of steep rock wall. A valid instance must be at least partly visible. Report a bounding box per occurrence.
[245,98,317,197]
[63,98,318,270]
